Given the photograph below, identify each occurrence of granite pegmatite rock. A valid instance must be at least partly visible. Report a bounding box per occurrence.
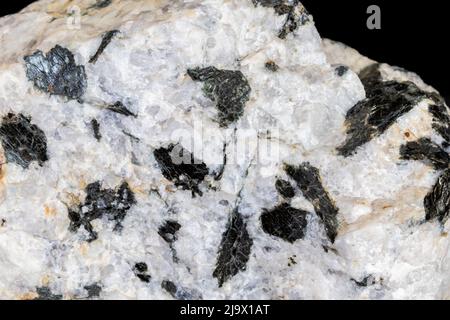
[0,0,448,300]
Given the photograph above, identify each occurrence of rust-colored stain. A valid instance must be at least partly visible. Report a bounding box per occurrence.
[79,243,88,256]
[165,184,176,193]
[404,131,411,138]
[18,292,38,300]
[44,205,57,218]
[0,150,6,182]
[41,275,50,286]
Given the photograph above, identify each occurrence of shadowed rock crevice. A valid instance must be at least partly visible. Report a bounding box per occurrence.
[24,45,87,100]
[285,162,339,243]
[213,209,253,287]
[0,113,48,168]
[68,181,136,241]
[187,66,251,128]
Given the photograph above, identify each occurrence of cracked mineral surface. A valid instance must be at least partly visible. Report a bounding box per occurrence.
[0,0,448,300]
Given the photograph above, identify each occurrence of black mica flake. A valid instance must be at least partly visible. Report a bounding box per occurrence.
[24,45,87,100]
[68,181,136,242]
[158,220,181,243]
[213,209,253,287]
[107,101,137,118]
[335,65,349,77]
[161,280,178,298]
[0,113,48,169]
[358,63,382,89]
[285,163,339,243]
[133,262,151,283]
[89,30,119,64]
[84,283,102,298]
[154,144,209,196]
[253,0,310,39]
[34,287,62,300]
[424,169,450,225]
[161,280,200,300]
[275,179,295,199]
[187,67,251,128]
[90,118,101,141]
[429,103,450,145]
[337,75,429,157]
[261,203,308,243]
[351,275,376,288]
[265,61,279,72]
[91,0,112,10]
[400,138,450,170]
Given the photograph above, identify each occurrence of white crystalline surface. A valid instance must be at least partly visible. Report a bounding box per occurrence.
[0,0,448,300]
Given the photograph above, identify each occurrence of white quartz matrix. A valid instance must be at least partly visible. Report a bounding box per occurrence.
[0,0,449,300]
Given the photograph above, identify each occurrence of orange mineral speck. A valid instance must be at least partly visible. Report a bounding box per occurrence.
[44,205,57,218]
[18,292,39,300]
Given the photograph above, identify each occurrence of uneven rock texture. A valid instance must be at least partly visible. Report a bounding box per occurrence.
[0,0,448,299]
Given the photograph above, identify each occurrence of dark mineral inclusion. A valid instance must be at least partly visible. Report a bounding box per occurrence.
[187,66,251,128]
[34,287,62,300]
[253,0,310,39]
[154,144,209,196]
[337,63,429,157]
[213,209,253,287]
[107,101,137,117]
[84,283,102,298]
[275,178,296,199]
[261,203,308,243]
[285,162,339,243]
[24,45,87,100]
[424,169,450,225]
[68,181,136,242]
[133,262,151,283]
[161,280,199,300]
[158,220,181,243]
[400,138,450,170]
[0,113,48,168]
[89,30,119,64]
[429,102,450,145]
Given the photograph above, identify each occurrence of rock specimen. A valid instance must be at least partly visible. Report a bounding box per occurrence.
[0,0,448,300]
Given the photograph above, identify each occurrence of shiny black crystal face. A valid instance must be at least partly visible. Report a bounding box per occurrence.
[24,45,87,100]
[0,113,48,168]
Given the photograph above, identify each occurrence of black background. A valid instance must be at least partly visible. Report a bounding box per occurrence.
[0,0,448,101]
